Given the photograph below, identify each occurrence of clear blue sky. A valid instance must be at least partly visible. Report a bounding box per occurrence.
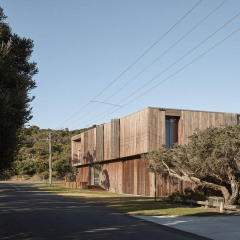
[1,0,240,130]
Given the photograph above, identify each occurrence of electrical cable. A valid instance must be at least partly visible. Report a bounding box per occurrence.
[56,0,202,129]
[71,24,240,129]
[70,10,239,129]
[66,0,227,127]
[115,12,240,106]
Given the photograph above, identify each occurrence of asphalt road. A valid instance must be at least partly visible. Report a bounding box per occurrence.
[0,183,210,240]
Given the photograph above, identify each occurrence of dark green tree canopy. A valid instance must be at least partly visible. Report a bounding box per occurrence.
[146,125,240,205]
[0,7,38,171]
[0,125,95,180]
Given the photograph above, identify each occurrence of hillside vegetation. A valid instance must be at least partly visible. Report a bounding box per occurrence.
[1,125,95,180]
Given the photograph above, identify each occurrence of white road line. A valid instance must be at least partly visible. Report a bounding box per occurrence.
[10,183,20,190]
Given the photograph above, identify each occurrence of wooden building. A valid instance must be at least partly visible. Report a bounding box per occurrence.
[71,107,239,196]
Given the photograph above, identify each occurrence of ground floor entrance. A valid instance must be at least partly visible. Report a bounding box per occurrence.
[91,164,100,185]
[76,158,193,196]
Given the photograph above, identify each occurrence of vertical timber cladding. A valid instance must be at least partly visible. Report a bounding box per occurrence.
[71,140,80,164]
[111,119,120,159]
[136,158,151,196]
[121,158,154,196]
[100,161,123,193]
[81,133,85,164]
[82,128,96,164]
[71,134,81,164]
[120,108,149,158]
[224,112,238,126]
[120,157,190,196]
[96,125,104,162]
[148,108,166,151]
[104,123,111,160]
[155,174,194,196]
[76,166,91,185]
[71,140,74,163]
[122,160,134,194]
[180,110,238,145]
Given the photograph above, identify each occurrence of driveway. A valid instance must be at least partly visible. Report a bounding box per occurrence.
[134,215,240,240]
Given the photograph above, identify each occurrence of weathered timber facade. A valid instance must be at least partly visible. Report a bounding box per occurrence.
[71,107,238,196]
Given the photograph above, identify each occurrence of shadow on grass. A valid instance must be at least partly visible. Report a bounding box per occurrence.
[34,184,225,217]
[1,182,228,240]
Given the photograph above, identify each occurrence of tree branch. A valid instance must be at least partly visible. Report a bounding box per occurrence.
[161,159,231,202]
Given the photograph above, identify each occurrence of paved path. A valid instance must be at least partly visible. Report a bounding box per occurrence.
[0,183,208,240]
[134,215,240,240]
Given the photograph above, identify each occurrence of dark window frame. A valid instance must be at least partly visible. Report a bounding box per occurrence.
[165,116,179,148]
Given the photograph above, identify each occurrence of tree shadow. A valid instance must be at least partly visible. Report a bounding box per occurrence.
[83,150,96,164]
[0,183,221,240]
[101,169,110,190]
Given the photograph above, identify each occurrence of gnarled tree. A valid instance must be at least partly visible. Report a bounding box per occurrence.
[146,125,240,205]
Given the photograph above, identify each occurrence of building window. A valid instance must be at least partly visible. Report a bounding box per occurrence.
[237,115,240,125]
[91,164,100,185]
[165,117,179,148]
[78,150,81,164]
[94,164,100,185]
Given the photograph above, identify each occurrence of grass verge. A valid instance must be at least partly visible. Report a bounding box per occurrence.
[34,184,225,216]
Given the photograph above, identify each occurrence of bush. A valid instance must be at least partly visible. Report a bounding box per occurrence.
[168,187,207,203]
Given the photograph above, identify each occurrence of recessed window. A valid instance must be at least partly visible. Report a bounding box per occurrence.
[91,164,100,185]
[237,115,240,125]
[165,117,179,148]
[78,150,81,164]
[94,165,100,185]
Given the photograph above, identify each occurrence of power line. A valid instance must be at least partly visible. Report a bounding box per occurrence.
[72,24,240,129]
[66,0,227,127]
[90,100,123,107]
[56,0,202,129]
[104,0,228,102]
[71,10,239,129]
[124,26,240,106]
[115,12,240,106]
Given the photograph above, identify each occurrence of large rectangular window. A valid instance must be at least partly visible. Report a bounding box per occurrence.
[165,117,179,148]
[91,165,100,185]
[94,165,100,185]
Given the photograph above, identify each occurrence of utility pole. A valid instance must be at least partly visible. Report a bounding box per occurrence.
[49,132,52,187]
[154,171,157,202]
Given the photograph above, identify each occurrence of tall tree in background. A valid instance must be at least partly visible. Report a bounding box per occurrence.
[0,7,38,172]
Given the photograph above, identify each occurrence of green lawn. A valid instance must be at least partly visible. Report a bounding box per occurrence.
[34,184,224,216]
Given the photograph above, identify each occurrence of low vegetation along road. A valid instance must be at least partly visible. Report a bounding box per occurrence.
[0,183,209,240]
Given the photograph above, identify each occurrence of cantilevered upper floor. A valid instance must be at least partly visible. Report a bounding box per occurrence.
[71,107,239,166]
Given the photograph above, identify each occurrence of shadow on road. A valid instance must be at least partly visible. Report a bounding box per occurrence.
[0,183,209,240]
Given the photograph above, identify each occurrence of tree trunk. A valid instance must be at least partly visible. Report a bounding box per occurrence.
[165,166,238,205]
[200,182,231,204]
[227,175,239,205]
[201,179,238,205]
[219,186,231,204]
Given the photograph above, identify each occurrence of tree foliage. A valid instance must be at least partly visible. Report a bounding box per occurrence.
[0,125,95,180]
[53,157,74,179]
[0,7,38,172]
[146,125,240,205]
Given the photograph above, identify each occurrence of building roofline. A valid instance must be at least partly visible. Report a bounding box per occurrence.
[71,127,97,140]
[148,106,239,115]
[72,106,239,140]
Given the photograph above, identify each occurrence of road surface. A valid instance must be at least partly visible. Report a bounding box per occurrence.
[0,183,209,240]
